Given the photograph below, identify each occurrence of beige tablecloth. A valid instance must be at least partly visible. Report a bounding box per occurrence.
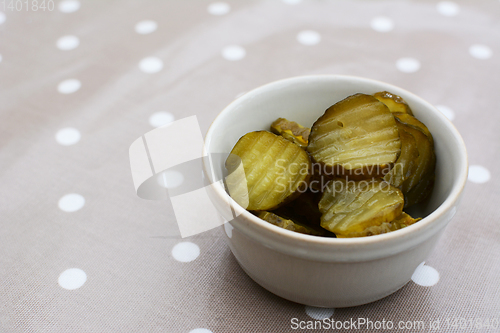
[1,0,499,332]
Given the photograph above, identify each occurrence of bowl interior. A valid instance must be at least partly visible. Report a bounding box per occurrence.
[205,75,466,222]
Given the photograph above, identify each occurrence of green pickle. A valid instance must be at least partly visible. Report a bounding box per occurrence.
[318,178,404,237]
[393,113,436,207]
[225,131,311,211]
[307,93,401,179]
[225,90,436,237]
[270,118,310,148]
[256,211,326,236]
[374,91,414,116]
[336,212,421,238]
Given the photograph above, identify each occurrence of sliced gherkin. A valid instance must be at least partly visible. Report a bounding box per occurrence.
[274,190,322,227]
[318,178,404,236]
[256,211,326,236]
[393,114,436,207]
[374,91,414,116]
[307,93,401,179]
[270,118,310,148]
[394,113,434,145]
[225,131,311,211]
[336,212,421,238]
[383,123,419,188]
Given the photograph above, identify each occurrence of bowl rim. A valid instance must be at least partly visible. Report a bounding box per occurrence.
[203,74,468,261]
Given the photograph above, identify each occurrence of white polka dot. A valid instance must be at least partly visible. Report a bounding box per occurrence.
[149,111,175,127]
[172,242,200,262]
[0,11,5,25]
[58,0,80,13]
[207,2,230,15]
[396,57,421,73]
[411,262,439,286]
[58,193,85,212]
[221,45,246,61]
[282,0,302,4]
[56,127,81,146]
[297,30,321,45]
[435,105,455,121]
[224,222,233,238]
[468,165,491,184]
[370,16,394,32]
[436,1,460,17]
[189,329,213,333]
[305,306,334,320]
[157,170,184,189]
[135,20,157,34]
[57,79,81,94]
[469,44,492,59]
[58,268,87,290]
[56,35,80,51]
[139,57,163,73]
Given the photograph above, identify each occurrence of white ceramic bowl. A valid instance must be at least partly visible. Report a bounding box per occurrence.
[203,75,468,307]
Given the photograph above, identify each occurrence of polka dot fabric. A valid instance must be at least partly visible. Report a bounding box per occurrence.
[0,0,498,332]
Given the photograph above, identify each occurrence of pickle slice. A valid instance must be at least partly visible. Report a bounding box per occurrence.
[274,190,322,227]
[318,178,404,236]
[225,131,311,211]
[256,211,325,236]
[393,114,436,206]
[307,93,401,179]
[393,113,433,145]
[383,123,419,188]
[270,118,310,148]
[374,91,414,116]
[336,212,421,238]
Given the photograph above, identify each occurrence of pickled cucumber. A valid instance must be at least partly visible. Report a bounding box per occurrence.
[225,131,311,211]
[393,114,436,206]
[374,91,414,116]
[256,211,325,236]
[307,93,401,179]
[318,178,404,236]
[271,118,310,148]
[383,123,419,188]
[336,212,421,238]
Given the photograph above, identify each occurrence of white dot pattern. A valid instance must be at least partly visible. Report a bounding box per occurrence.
[221,45,246,61]
[172,242,200,262]
[435,105,455,121]
[189,329,213,333]
[56,127,81,146]
[58,268,87,290]
[305,306,335,320]
[135,20,158,34]
[139,57,164,73]
[297,30,321,45]
[468,165,491,183]
[58,193,85,212]
[149,111,175,127]
[0,11,5,25]
[396,57,421,73]
[58,0,80,13]
[207,2,230,16]
[370,16,394,32]
[436,1,460,17]
[56,35,80,50]
[469,44,492,59]
[57,79,81,94]
[411,262,440,286]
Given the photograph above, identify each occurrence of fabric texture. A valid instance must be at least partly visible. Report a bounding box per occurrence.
[1,0,499,332]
